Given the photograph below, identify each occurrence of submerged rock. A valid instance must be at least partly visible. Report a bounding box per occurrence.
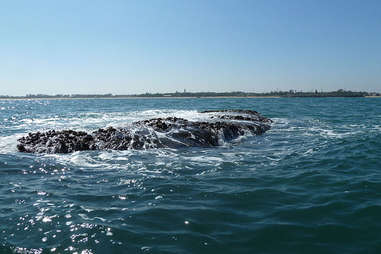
[17,109,272,153]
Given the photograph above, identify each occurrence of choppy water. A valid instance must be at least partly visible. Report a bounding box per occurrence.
[1,98,381,254]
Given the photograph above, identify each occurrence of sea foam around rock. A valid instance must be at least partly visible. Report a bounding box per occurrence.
[17,110,272,153]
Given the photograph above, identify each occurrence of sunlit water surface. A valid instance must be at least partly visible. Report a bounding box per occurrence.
[1,98,381,253]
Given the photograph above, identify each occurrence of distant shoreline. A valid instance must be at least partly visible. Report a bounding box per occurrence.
[1,91,380,100]
[0,95,282,100]
[2,95,381,100]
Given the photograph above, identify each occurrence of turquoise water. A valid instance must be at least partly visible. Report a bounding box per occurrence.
[1,98,381,253]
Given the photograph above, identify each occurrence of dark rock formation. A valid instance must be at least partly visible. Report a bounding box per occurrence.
[17,109,272,153]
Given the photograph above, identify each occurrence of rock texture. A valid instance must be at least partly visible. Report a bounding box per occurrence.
[17,110,272,153]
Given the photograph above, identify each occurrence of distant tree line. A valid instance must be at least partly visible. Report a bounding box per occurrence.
[278,89,370,97]
[0,90,380,99]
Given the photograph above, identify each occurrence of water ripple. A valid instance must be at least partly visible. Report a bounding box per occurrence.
[1,98,381,253]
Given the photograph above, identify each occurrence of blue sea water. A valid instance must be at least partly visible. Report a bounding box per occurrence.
[0,97,381,254]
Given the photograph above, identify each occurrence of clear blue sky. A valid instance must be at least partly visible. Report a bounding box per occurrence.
[1,0,380,95]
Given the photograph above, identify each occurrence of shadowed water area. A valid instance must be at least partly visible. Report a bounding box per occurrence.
[1,98,381,253]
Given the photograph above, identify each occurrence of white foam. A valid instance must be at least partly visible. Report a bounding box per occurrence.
[188,156,224,163]
[0,133,23,154]
[13,110,212,133]
[373,125,381,132]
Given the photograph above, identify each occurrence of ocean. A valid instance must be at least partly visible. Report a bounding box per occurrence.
[0,97,381,254]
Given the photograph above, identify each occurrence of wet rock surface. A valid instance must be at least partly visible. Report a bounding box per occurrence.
[17,110,272,153]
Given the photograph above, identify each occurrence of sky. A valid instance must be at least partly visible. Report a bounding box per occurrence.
[0,0,380,96]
